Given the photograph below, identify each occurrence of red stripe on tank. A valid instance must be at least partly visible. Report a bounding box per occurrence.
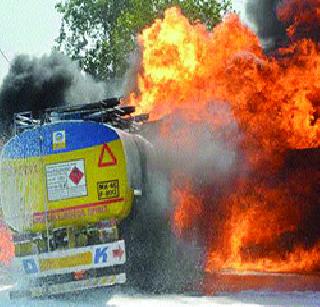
[33,198,124,223]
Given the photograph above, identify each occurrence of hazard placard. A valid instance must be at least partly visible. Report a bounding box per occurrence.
[46,159,87,201]
[98,144,117,168]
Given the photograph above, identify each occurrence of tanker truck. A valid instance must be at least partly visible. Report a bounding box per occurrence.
[0,98,153,297]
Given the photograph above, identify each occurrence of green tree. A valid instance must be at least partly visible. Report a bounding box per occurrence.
[56,0,232,80]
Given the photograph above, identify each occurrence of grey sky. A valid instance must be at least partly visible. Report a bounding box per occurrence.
[232,0,246,16]
[0,0,247,85]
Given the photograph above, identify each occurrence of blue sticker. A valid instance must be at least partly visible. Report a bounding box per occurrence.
[94,247,108,264]
[22,258,38,274]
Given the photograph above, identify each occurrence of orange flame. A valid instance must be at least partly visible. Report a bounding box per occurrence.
[129,5,320,274]
[277,0,320,40]
[0,223,14,266]
[172,176,204,237]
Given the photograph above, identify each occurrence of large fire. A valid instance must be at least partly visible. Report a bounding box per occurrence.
[130,3,320,275]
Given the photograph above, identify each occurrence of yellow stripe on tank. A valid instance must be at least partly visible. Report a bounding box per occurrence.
[39,251,92,272]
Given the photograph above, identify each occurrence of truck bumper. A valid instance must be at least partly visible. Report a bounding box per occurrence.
[15,240,125,277]
[11,240,126,298]
[11,272,126,298]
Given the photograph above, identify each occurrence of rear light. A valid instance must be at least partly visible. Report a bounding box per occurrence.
[73,270,86,281]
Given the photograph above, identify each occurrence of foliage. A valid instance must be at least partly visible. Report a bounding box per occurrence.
[56,0,232,80]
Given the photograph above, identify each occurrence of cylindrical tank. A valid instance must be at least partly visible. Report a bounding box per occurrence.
[0,120,150,234]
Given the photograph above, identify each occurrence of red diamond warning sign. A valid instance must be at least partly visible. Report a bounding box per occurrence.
[46,159,87,201]
[69,167,84,185]
[98,144,117,168]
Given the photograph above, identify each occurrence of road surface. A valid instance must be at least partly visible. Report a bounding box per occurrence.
[1,282,320,306]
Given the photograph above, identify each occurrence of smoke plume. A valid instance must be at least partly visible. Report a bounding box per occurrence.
[0,52,106,134]
[131,101,243,292]
[246,0,320,50]
[245,0,286,50]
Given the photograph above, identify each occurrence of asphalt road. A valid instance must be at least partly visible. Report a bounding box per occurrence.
[1,283,320,306]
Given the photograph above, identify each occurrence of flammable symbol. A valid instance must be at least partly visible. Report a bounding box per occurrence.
[69,167,84,185]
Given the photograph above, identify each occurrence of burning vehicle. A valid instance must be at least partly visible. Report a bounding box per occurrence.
[0,99,155,297]
[0,0,320,298]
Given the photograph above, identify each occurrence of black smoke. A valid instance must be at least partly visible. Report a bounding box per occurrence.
[0,52,106,135]
[245,0,320,51]
[245,0,286,50]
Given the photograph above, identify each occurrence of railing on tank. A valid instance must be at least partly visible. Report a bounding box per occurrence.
[14,98,149,135]
[14,112,41,135]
